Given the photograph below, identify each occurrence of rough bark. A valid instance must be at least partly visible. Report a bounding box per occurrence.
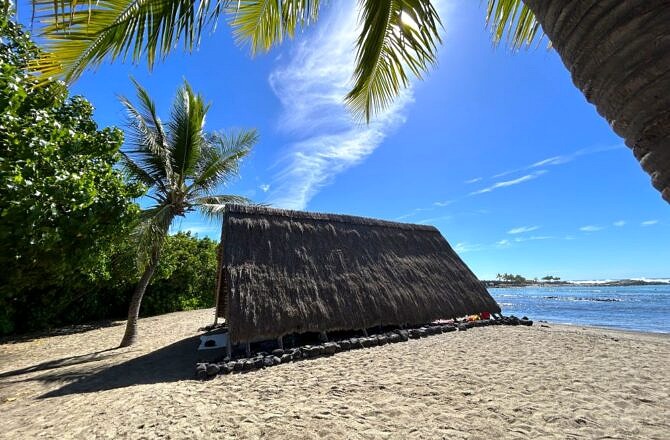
[524,0,670,203]
[119,246,162,347]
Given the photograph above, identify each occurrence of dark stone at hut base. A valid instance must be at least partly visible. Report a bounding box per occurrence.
[360,337,373,347]
[253,357,264,369]
[220,363,234,374]
[417,328,428,337]
[262,356,275,367]
[232,360,244,371]
[520,319,533,326]
[206,363,220,376]
[272,349,284,357]
[396,330,409,341]
[272,355,282,364]
[323,342,340,354]
[388,333,401,344]
[340,340,352,350]
[408,330,420,339]
[281,353,293,363]
[457,324,468,331]
[196,363,208,380]
[442,325,456,333]
[376,335,389,345]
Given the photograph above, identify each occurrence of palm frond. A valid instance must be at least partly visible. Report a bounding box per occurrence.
[132,202,174,268]
[119,79,174,189]
[194,194,251,220]
[189,128,257,194]
[31,0,229,83]
[228,0,320,54]
[168,80,209,183]
[346,0,442,122]
[485,0,544,50]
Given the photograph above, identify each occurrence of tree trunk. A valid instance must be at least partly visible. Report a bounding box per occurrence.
[523,0,670,203]
[119,246,161,347]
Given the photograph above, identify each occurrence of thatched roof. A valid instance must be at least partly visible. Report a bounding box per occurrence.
[216,204,500,344]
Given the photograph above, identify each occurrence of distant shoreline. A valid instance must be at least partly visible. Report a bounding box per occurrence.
[484,279,670,288]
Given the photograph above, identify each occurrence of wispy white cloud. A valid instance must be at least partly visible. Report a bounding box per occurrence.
[613,220,626,227]
[453,242,485,253]
[513,235,554,242]
[580,225,604,232]
[433,200,453,207]
[508,225,539,235]
[496,239,510,247]
[641,220,659,226]
[465,177,482,184]
[265,5,414,210]
[259,184,271,193]
[417,215,452,225]
[469,170,547,196]
[493,144,623,179]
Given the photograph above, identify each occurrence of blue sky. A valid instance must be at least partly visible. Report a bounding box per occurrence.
[22,0,669,280]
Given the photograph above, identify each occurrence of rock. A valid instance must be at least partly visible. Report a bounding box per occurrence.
[396,330,409,341]
[360,337,373,347]
[388,333,401,343]
[442,325,456,332]
[457,323,468,331]
[340,339,352,350]
[272,355,281,364]
[281,353,293,363]
[417,328,428,337]
[220,362,235,374]
[271,349,284,357]
[196,363,208,380]
[232,360,244,372]
[376,335,388,345]
[262,356,274,367]
[520,319,533,326]
[313,345,325,356]
[323,342,339,355]
[206,363,220,376]
[408,329,420,339]
[253,357,264,369]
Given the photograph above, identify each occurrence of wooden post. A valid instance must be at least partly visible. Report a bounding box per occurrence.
[319,331,328,342]
[362,329,368,337]
[245,342,251,357]
[226,338,232,359]
[213,217,227,325]
[277,336,284,350]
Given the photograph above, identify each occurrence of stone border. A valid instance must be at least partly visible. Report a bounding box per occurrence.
[196,315,533,379]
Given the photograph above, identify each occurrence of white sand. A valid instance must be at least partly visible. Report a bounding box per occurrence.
[1,309,668,439]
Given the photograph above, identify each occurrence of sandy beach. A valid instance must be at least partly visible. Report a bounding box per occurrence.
[1,308,668,439]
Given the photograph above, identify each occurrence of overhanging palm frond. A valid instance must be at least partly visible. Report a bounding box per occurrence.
[168,81,209,182]
[346,0,442,122]
[31,0,227,83]
[485,0,544,49]
[228,0,320,54]
[195,194,252,220]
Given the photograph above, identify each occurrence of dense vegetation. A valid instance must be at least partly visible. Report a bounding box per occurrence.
[0,13,220,336]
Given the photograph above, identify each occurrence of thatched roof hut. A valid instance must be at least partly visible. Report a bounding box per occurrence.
[216,204,500,344]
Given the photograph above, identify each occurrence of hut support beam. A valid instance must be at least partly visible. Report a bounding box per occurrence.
[226,339,232,359]
[245,342,251,357]
[319,331,328,342]
[362,329,368,337]
[277,336,284,350]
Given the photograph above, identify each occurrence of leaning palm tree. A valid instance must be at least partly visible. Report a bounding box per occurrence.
[118,78,257,347]
[30,1,670,202]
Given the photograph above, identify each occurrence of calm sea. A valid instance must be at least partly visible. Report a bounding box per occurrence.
[488,285,670,334]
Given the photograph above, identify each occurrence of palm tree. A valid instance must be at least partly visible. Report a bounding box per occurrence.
[30,1,670,202]
[118,78,257,347]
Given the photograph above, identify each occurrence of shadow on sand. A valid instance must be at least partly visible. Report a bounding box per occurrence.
[38,335,201,399]
[0,348,119,379]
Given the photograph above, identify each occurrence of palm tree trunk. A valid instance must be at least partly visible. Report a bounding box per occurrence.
[523,0,670,203]
[119,246,161,347]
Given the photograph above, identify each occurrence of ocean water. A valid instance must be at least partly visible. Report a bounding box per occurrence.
[488,285,670,333]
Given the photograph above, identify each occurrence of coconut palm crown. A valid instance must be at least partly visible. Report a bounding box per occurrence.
[118,78,257,347]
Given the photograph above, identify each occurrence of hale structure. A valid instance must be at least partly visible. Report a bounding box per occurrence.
[215,205,500,345]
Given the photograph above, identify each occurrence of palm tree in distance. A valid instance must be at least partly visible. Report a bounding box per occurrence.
[118,78,257,347]
[30,0,670,203]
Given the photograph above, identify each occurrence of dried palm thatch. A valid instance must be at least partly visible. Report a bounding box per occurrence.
[216,205,500,343]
